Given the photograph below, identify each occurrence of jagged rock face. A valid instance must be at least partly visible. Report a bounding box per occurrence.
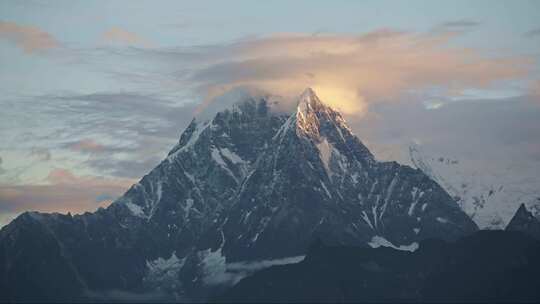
[506,204,540,240]
[0,88,477,301]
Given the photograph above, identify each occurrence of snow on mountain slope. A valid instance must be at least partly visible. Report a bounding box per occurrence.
[409,143,540,229]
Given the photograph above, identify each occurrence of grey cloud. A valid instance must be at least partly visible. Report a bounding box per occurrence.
[29,147,51,161]
[350,95,540,168]
[1,91,198,183]
[50,92,198,137]
[21,92,200,179]
[85,155,164,179]
[525,28,540,37]
[0,156,5,175]
[436,19,480,32]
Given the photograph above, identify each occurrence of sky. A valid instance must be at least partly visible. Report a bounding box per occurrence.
[1,0,540,226]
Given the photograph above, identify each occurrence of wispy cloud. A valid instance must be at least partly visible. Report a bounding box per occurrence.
[524,27,540,38]
[67,139,106,154]
[530,80,540,99]
[102,27,150,47]
[351,95,540,167]
[131,30,529,115]
[6,92,199,179]
[0,20,61,53]
[203,255,305,286]
[0,156,5,175]
[0,168,134,216]
[436,19,481,32]
[29,147,51,161]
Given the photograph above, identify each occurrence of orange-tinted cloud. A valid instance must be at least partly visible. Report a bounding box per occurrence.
[0,20,60,53]
[530,80,540,100]
[102,27,149,46]
[45,168,133,188]
[0,169,134,216]
[183,30,530,116]
[68,139,105,153]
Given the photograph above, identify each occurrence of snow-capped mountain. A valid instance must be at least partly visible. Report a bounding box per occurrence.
[0,88,477,302]
[409,143,540,229]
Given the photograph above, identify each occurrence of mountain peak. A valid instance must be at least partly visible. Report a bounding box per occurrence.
[297,87,325,115]
[516,203,529,215]
[506,203,540,240]
[295,88,332,137]
[299,87,317,101]
[509,203,535,223]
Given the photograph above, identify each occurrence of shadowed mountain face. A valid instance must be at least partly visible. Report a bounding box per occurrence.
[506,203,540,240]
[217,230,540,303]
[0,88,477,302]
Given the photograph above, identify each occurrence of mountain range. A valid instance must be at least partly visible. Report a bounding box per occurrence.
[1,87,526,302]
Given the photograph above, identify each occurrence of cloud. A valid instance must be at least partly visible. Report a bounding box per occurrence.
[95,193,116,203]
[3,91,199,180]
[226,255,305,273]
[0,156,5,175]
[0,20,60,53]
[531,80,540,99]
[203,255,305,287]
[436,19,480,32]
[0,168,134,216]
[85,155,164,179]
[48,92,199,177]
[132,30,529,116]
[102,27,150,47]
[29,147,51,161]
[524,27,540,38]
[350,95,540,168]
[67,139,105,153]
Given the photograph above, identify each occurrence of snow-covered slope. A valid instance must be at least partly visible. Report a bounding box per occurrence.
[409,143,540,229]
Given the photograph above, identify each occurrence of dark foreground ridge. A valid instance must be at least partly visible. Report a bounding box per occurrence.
[217,230,540,303]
